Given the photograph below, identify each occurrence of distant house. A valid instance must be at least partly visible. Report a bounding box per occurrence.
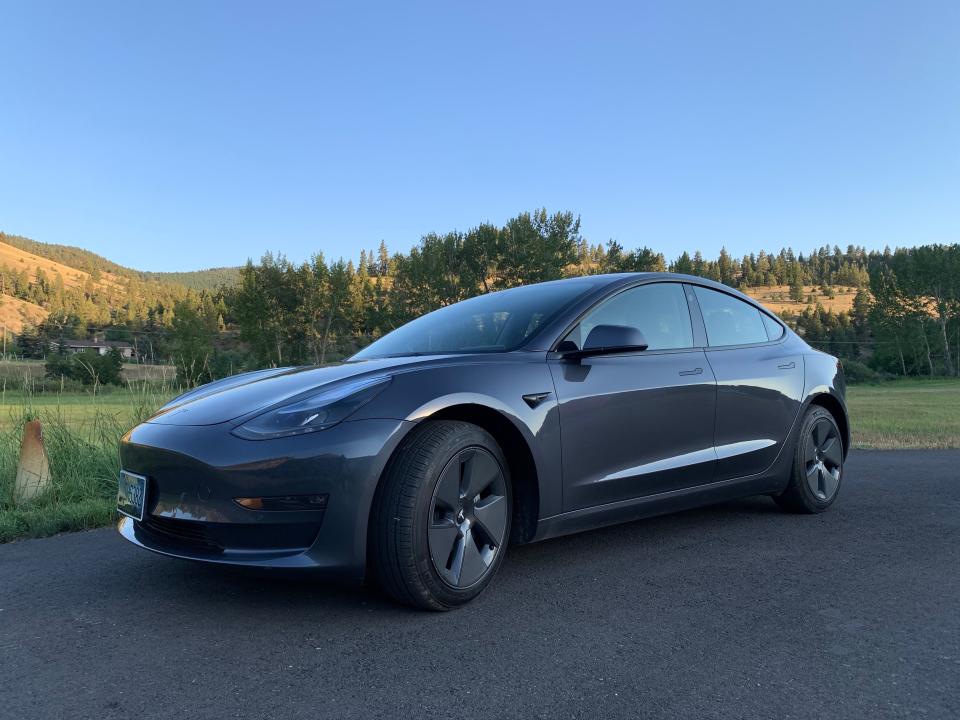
[50,339,135,359]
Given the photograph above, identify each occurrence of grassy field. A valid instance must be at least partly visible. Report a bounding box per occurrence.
[0,377,958,543]
[0,358,175,386]
[845,378,960,449]
[0,385,175,543]
[0,389,163,432]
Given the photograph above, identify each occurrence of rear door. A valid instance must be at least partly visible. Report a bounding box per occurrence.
[690,285,804,480]
[548,282,718,511]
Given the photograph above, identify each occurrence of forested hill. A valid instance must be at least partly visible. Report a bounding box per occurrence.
[141,267,241,291]
[3,211,959,385]
[204,210,958,382]
[0,232,239,290]
[0,232,202,335]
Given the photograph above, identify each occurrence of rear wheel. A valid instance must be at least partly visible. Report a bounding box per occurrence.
[775,406,844,513]
[371,420,512,610]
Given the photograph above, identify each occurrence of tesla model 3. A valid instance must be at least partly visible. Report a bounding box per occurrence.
[118,273,849,610]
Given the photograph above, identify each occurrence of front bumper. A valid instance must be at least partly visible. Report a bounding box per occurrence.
[117,417,414,579]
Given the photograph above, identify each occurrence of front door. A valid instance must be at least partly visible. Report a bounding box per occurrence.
[548,282,718,511]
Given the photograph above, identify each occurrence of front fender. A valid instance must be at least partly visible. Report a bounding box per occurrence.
[351,356,564,517]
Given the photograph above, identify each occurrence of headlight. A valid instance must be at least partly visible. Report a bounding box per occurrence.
[230,376,391,440]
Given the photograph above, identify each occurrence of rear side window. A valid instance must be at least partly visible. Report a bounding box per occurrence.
[566,282,694,351]
[762,313,785,341]
[693,287,769,347]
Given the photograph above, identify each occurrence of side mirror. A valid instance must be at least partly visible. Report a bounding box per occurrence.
[561,325,649,360]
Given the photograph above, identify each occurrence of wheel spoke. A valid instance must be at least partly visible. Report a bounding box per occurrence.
[442,533,464,581]
[820,436,842,469]
[461,450,500,500]
[806,462,823,498]
[458,528,490,587]
[812,420,826,448]
[428,518,460,574]
[804,459,819,495]
[472,494,507,547]
[822,466,840,499]
[434,459,462,512]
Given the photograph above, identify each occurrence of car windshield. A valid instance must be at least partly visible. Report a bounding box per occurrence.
[350,280,598,360]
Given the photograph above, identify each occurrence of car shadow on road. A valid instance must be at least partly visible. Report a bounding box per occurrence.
[103,494,784,618]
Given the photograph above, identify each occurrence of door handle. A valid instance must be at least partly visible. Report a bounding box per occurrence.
[777,362,796,370]
[679,367,703,376]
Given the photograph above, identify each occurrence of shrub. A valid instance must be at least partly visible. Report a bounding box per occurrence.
[842,359,881,384]
[44,349,124,386]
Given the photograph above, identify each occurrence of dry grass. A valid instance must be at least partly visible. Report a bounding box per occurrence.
[0,238,124,293]
[745,284,861,315]
[0,240,90,291]
[0,294,49,336]
[0,358,174,389]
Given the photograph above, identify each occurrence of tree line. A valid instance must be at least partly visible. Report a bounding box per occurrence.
[4,210,959,385]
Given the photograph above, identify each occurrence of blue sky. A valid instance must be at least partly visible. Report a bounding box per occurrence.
[1,1,957,271]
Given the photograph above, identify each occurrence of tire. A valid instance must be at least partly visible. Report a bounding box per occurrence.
[371,420,512,611]
[775,405,844,514]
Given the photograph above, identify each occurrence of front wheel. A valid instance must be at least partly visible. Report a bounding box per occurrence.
[775,406,844,513]
[371,420,512,610]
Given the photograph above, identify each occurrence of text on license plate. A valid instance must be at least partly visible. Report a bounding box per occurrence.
[117,470,147,521]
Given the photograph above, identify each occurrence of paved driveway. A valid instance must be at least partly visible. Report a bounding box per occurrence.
[1,450,958,719]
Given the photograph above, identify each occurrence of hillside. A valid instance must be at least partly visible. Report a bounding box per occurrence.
[2,231,160,282]
[0,234,210,335]
[0,235,122,292]
[0,238,115,333]
[4,213,950,383]
[0,233,240,291]
[141,267,241,291]
[747,285,860,315]
[0,294,48,335]
[1,230,867,336]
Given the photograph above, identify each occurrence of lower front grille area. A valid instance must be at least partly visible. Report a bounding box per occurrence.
[137,515,224,554]
[135,514,323,556]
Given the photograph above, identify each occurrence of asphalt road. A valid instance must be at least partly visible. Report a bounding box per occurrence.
[1,450,959,720]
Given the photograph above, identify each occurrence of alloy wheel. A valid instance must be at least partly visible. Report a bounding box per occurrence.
[805,418,842,501]
[428,447,508,589]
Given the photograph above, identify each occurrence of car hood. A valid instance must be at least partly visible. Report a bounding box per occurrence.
[146,356,442,426]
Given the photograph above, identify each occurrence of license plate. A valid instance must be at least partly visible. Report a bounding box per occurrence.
[117,470,147,521]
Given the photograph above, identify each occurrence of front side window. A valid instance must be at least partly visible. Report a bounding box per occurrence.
[564,283,694,351]
[694,286,769,347]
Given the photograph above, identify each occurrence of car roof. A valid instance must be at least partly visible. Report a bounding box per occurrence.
[521,271,787,351]
[547,271,764,305]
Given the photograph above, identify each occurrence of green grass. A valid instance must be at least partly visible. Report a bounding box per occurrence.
[0,384,175,543]
[846,378,960,449]
[0,390,157,432]
[0,377,957,544]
